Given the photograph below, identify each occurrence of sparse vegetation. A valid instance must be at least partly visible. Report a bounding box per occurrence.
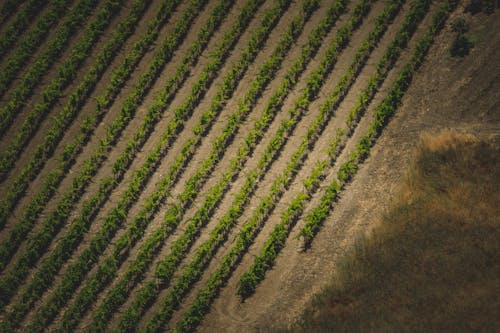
[1,0,492,331]
[293,130,499,332]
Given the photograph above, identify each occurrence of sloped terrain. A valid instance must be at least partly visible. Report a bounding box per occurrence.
[0,0,497,332]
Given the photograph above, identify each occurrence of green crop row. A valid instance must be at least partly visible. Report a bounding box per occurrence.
[24,0,266,331]
[0,0,26,26]
[0,0,215,330]
[0,0,172,281]
[238,0,432,298]
[0,0,109,143]
[170,0,416,329]
[298,1,458,248]
[0,1,216,330]
[117,0,349,330]
[0,0,47,59]
[56,1,291,331]
[0,0,183,273]
[0,0,73,98]
[0,0,124,228]
[143,0,378,331]
[88,2,324,331]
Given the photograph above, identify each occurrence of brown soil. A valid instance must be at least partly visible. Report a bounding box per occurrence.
[1,1,498,332]
[197,5,500,332]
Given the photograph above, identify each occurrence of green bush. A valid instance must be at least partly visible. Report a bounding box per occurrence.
[450,34,474,57]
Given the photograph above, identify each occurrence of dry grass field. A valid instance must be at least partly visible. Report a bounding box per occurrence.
[291,131,499,332]
[0,0,498,332]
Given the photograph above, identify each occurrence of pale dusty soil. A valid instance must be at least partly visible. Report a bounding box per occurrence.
[197,6,500,333]
[1,1,498,332]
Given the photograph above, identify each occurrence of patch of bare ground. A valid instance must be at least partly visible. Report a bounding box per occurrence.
[198,4,500,332]
[2,0,498,332]
[191,0,411,330]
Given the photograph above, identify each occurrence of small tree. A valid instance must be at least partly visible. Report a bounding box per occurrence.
[450,34,474,57]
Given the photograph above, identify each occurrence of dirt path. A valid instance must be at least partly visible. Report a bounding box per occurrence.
[140,0,392,328]
[1,1,498,332]
[198,5,500,332]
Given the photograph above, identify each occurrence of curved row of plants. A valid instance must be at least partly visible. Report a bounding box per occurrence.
[0,0,47,59]
[237,0,433,299]
[53,1,293,331]
[142,0,385,331]
[0,0,186,273]
[86,1,327,331]
[298,0,458,249]
[0,0,74,99]
[22,0,269,331]
[0,0,219,328]
[0,0,107,140]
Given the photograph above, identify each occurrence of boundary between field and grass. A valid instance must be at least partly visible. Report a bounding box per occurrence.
[141,0,398,330]
[237,0,432,299]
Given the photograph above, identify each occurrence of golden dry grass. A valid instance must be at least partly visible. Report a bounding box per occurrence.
[292,129,500,332]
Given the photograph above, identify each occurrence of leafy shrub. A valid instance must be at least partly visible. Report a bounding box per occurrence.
[450,34,474,57]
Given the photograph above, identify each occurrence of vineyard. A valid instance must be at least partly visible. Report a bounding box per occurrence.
[0,0,466,331]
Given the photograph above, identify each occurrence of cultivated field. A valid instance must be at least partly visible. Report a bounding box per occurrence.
[0,0,488,331]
